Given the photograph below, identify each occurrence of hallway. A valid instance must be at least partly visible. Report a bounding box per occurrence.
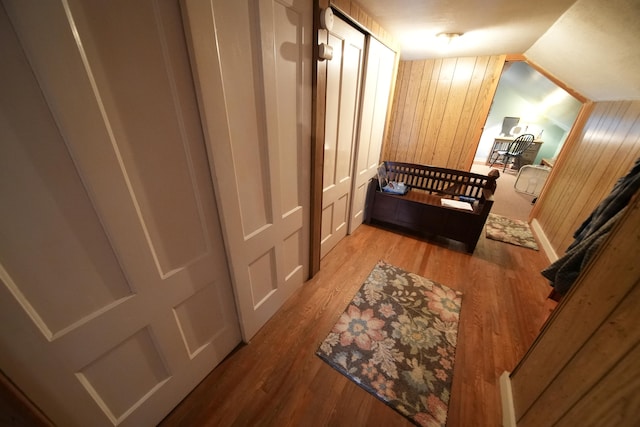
[162,223,556,426]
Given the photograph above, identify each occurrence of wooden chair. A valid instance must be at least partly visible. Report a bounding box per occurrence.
[489,133,535,171]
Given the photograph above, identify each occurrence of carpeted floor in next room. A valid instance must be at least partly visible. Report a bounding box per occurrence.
[471,162,537,221]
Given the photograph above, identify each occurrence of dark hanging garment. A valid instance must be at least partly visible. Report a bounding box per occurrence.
[541,157,640,295]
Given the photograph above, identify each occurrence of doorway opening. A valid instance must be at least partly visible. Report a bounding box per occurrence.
[471,61,582,221]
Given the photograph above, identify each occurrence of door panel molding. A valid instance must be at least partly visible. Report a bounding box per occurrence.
[181,0,311,341]
[1,2,241,425]
[349,37,396,233]
[319,15,365,259]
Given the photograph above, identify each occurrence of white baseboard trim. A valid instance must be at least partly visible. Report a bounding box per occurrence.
[500,371,517,427]
[530,219,558,262]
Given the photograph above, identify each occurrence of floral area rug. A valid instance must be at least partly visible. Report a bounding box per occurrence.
[316,261,462,427]
[485,213,539,250]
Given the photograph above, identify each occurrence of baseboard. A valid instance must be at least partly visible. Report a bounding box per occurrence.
[499,371,517,427]
[530,219,558,262]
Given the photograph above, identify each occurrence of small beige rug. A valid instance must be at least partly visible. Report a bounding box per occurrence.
[485,213,539,250]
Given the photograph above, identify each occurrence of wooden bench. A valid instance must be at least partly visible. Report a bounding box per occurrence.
[364,161,498,253]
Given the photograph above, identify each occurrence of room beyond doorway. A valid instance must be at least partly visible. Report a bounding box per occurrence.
[474,61,582,167]
[471,162,536,222]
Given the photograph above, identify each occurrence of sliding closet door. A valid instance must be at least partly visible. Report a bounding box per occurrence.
[349,37,396,233]
[320,15,365,258]
[0,2,240,426]
[181,0,312,340]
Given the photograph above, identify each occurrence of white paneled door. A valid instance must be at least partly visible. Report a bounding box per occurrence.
[181,0,312,341]
[320,16,366,258]
[349,37,397,233]
[0,2,240,426]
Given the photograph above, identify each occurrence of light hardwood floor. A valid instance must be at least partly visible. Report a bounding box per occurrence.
[161,223,557,426]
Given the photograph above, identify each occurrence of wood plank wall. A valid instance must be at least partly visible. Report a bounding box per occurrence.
[381,55,505,170]
[329,0,399,51]
[532,100,640,254]
[510,192,640,426]
[511,101,640,424]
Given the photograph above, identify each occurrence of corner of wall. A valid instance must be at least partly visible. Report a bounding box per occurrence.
[499,372,517,427]
[530,218,559,262]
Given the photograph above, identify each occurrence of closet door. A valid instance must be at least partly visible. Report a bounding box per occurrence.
[320,15,365,258]
[349,37,396,233]
[0,2,240,426]
[181,0,312,340]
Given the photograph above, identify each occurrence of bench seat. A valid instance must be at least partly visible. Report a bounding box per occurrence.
[364,161,498,252]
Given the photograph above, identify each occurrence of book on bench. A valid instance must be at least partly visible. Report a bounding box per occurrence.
[441,198,474,211]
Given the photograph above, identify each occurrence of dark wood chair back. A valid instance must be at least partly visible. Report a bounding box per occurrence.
[508,133,535,155]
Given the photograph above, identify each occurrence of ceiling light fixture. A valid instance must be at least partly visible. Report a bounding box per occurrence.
[436,32,463,44]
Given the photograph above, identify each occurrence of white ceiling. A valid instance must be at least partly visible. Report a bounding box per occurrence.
[355,0,578,60]
[352,0,640,101]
